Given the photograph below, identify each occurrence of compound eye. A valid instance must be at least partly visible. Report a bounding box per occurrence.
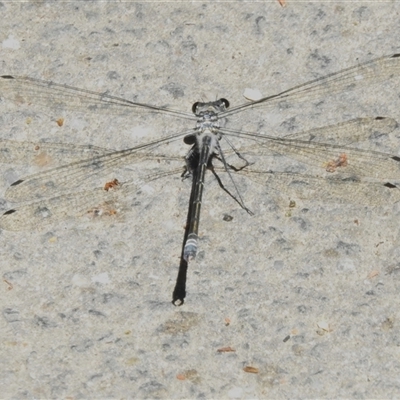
[220,98,230,109]
[183,134,196,145]
[191,102,200,114]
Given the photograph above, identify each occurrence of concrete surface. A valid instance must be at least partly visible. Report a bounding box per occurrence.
[1,1,400,399]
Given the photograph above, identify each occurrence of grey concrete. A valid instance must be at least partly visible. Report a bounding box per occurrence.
[1,2,400,399]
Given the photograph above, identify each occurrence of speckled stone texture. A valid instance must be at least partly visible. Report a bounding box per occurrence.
[1,2,400,399]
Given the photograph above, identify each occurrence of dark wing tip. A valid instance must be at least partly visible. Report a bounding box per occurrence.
[1,75,15,79]
[3,209,17,215]
[11,179,24,187]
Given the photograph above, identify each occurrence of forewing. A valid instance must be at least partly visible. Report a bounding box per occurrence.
[224,54,400,115]
[0,139,112,167]
[0,75,194,120]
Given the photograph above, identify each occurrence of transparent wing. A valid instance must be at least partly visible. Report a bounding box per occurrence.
[221,117,400,183]
[2,130,189,203]
[223,116,398,145]
[0,132,187,231]
[4,55,399,122]
[223,53,400,116]
[237,169,400,207]
[0,167,183,231]
[282,116,398,145]
[0,139,112,167]
[0,74,194,120]
[2,117,399,231]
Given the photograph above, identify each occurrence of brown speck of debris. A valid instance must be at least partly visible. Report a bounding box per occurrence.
[87,201,118,218]
[367,270,379,279]
[217,346,235,353]
[176,369,200,383]
[33,150,53,167]
[325,153,348,172]
[56,118,64,127]
[160,312,200,334]
[3,279,13,290]
[243,366,259,374]
[104,179,119,191]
